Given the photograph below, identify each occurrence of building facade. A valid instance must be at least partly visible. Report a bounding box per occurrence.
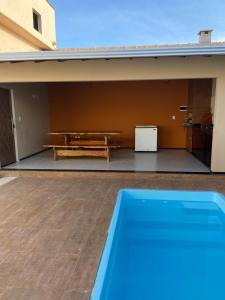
[0,0,56,51]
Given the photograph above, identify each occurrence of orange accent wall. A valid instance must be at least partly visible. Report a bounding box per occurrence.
[48,80,188,148]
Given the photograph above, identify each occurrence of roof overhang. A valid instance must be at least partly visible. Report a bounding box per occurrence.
[0,45,225,63]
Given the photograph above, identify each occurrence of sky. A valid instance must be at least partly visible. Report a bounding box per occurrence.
[50,0,225,48]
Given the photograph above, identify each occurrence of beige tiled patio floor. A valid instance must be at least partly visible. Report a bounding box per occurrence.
[0,171,225,300]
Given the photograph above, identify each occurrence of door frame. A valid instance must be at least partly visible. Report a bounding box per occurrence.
[9,89,19,162]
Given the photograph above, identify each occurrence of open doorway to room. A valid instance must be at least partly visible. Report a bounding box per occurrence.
[1,79,213,173]
[186,79,214,168]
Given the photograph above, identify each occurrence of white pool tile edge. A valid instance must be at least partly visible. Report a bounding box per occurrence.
[0,177,16,187]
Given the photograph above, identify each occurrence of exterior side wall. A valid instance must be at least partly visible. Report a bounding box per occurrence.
[211,77,225,172]
[0,56,224,171]
[0,0,56,50]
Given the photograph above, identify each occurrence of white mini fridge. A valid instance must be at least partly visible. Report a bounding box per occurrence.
[135,125,158,152]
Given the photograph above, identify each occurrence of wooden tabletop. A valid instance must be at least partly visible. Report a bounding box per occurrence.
[48,131,121,136]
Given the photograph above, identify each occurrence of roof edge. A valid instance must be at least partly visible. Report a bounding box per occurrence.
[0,45,225,62]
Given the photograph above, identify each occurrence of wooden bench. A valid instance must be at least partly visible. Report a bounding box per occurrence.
[43,144,120,162]
[69,139,107,146]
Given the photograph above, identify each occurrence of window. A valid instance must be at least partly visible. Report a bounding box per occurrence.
[33,10,42,33]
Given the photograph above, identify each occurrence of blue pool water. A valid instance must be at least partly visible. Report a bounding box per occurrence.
[91,190,225,300]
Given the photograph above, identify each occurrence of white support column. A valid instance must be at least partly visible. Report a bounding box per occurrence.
[211,76,225,172]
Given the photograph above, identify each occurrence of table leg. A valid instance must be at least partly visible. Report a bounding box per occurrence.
[53,148,57,160]
[64,134,70,146]
[106,147,110,163]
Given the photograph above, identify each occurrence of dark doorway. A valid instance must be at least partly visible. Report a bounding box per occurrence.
[186,79,213,168]
[0,88,16,167]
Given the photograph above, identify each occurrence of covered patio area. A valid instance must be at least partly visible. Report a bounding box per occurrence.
[0,78,214,174]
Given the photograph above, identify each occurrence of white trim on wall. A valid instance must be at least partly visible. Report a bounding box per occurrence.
[10,89,19,162]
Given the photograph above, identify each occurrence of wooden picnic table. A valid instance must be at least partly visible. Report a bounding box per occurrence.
[45,131,121,162]
[48,131,121,146]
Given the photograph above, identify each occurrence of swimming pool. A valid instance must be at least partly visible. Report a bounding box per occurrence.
[91,189,225,300]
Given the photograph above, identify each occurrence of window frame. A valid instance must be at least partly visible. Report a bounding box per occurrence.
[33,9,42,33]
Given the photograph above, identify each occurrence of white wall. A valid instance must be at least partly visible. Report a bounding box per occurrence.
[211,77,225,172]
[1,83,49,160]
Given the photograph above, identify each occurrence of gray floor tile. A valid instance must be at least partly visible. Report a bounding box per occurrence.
[4,149,210,173]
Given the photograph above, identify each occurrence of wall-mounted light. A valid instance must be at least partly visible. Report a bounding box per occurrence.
[179,105,188,112]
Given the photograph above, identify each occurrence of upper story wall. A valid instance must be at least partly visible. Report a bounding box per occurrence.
[0,0,56,51]
[0,25,39,52]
